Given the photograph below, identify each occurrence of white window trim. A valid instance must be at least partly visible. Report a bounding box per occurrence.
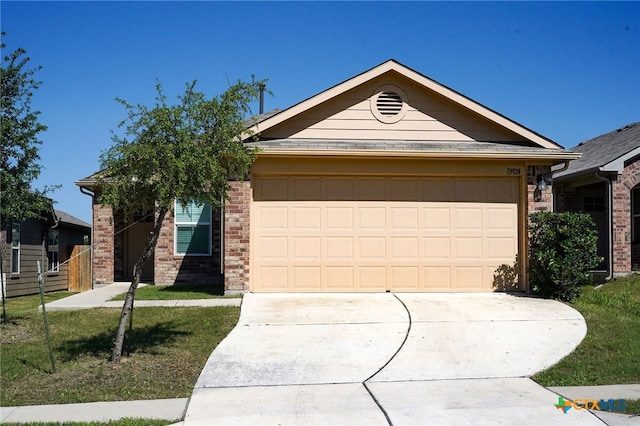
[11,223,20,274]
[174,200,212,256]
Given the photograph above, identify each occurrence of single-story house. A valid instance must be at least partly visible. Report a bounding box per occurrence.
[554,122,640,279]
[77,59,579,293]
[1,208,91,297]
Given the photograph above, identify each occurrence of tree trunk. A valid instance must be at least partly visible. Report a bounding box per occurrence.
[111,206,168,363]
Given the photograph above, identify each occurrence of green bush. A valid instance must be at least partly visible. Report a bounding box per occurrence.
[528,212,602,302]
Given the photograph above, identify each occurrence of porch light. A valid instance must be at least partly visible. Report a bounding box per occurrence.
[537,174,548,191]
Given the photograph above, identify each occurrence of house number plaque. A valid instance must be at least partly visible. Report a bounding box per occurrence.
[507,168,521,175]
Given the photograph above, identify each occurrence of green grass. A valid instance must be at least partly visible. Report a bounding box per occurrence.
[605,398,640,416]
[109,284,241,301]
[1,292,239,407]
[534,275,640,388]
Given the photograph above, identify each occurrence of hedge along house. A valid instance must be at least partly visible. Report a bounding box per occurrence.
[554,122,640,280]
[77,60,579,293]
[1,209,91,297]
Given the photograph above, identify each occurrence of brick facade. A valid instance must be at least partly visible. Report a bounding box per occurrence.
[617,159,640,274]
[91,201,223,286]
[154,208,223,286]
[527,165,553,214]
[92,203,115,284]
[612,175,631,273]
[224,181,251,293]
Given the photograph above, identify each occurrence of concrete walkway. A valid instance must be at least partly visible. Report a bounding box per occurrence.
[2,285,638,425]
[1,398,188,424]
[42,282,242,310]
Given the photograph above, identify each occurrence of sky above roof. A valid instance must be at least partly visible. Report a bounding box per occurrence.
[2,1,639,223]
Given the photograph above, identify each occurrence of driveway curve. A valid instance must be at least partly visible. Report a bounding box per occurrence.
[184,293,604,425]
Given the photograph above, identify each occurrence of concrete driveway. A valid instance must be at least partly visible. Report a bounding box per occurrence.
[183,293,605,425]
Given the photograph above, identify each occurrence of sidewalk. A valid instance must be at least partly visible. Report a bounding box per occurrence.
[2,387,638,425]
[41,282,242,311]
[1,398,188,424]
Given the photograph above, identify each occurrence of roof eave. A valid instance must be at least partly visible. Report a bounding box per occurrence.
[256,148,581,161]
[74,179,98,189]
[553,166,619,183]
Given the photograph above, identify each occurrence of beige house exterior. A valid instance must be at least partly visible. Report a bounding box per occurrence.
[80,60,579,293]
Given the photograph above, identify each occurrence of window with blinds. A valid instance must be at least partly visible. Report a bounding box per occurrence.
[174,200,212,256]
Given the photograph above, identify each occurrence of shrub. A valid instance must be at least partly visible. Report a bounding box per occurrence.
[528,212,602,302]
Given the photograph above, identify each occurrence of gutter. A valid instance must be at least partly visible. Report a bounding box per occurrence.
[254,148,581,161]
[595,170,614,281]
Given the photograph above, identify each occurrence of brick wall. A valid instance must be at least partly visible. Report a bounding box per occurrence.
[527,165,553,214]
[92,203,114,284]
[154,208,223,286]
[613,159,640,274]
[611,175,631,274]
[224,181,251,293]
[554,185,578,212]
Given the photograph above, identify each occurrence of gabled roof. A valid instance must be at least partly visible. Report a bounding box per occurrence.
[554,122,640,180]
[248,59,564,151]
[54,209,91,229]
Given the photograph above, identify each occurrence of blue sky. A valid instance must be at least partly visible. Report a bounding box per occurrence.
[2,1,639,224]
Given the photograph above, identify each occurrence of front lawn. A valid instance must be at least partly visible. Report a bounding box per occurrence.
[533,275,640,415]
[0,292,239,407]
[109,284,239,301]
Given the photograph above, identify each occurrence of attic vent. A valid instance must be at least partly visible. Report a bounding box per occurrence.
[371,85,408,124]
[377,92,403,116]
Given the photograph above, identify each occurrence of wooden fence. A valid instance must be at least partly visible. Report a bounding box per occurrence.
[68,245,91,292]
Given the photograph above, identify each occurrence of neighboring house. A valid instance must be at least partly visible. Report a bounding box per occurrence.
[77,60,578,293]
[554,122,640,279]
[1,209,91,297]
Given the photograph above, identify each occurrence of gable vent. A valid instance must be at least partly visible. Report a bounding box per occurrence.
[377,92,403,116]
[371,85,408,124]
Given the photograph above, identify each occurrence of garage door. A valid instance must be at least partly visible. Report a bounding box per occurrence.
[251,176,519,292]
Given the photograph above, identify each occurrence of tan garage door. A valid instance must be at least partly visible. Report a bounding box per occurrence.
[251,176,519,292]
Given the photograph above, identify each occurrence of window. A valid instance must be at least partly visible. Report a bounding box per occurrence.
[11,223,20,274]
[633,188,640,243]
[48,229,59,272]
[583,196,605,213]
[175,200,211,256]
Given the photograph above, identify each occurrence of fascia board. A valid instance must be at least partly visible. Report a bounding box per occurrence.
[255,148,581,161]
[602,146,640,174]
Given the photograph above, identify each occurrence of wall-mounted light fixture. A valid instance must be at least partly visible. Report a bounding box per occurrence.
[534,174,548,202]
[537,174,548,191]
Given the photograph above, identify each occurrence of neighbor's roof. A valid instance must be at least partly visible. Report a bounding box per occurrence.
[54,209,91,229]
[554,122,640,180]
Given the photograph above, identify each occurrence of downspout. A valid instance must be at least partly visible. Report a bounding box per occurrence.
[79,186,95,289]
[595,171,613,281]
